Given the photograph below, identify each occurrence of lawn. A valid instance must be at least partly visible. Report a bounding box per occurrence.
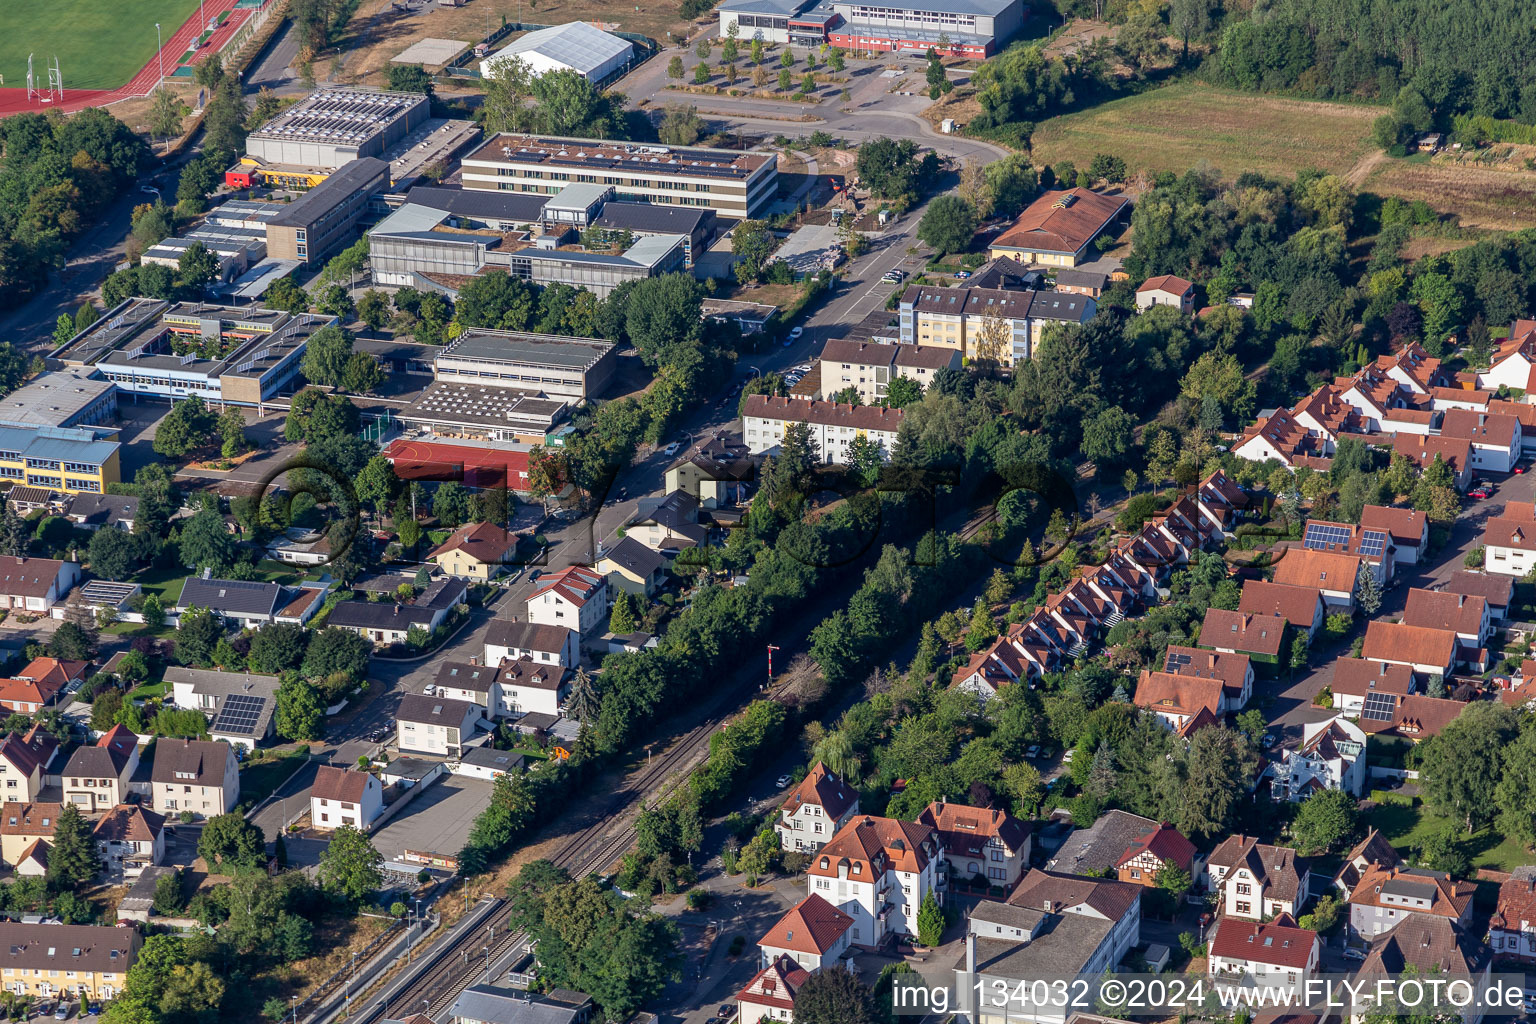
[1368,798,1532,875]
[0,0,202,91]
[238,748,312,811]
[1028,80,1383,183]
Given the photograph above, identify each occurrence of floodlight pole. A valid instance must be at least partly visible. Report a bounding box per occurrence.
[156,25,164,89]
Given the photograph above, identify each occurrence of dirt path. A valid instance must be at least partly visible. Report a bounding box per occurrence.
[1345,148,1388,187]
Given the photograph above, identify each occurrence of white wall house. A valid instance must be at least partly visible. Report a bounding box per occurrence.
[1485,501,1536,577]
[776,763,860,854]
[742,395,903,466]
[310,765,384,832]
[1270,717,1368,802]
[805,816,942,948]
[526,565,610,635]
[1205,837,1310,920]
[1208,915,1319,995]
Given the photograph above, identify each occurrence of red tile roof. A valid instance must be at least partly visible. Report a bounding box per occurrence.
[757,894,854,956]
[917,800,1031,859]
[1271,548,1362,594]
[91,804,166,843]
[991,188,1129,257]
[312,765,374,805]
[1139,274,1193,295]
[1402,589,1486,637]
[1392,433,1471,476]
[1360,505,1428,547]
[1210,914,1317,970]
[429,521,516,564]
[809,815,940,878]
[742,394,905,434]
[1361,620,1457,671]
[780,762,857,822]
[1197,608,1286,657]
[735,955,811,1011]
[1239,581,1323,632]
[1134,670,1226,718]
[1439,409,1520,448]
[1330,658,1415,698]
[1162,645,1251,692]
[1485,501,1536,552]
[527,565,606,608]
[1348,863,1471,920]
[1357,694,1468,740]
[1115,821,1195,873]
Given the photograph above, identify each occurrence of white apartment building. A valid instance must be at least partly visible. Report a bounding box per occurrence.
[806,816,943,947]
[742,395,903,466]
[776,762,860,854]
[526,565,610,635]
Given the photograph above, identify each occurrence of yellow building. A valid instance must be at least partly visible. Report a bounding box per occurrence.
[428,522,518,581]
[0,426,120,496]
[0,921,139,1001]
[898,286,1098,368]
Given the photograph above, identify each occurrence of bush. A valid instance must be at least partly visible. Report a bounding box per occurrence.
[686,889,711,910]
[728,935,746,956]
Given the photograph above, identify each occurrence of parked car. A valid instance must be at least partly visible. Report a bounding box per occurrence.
[789,326,804,340]
[1262,733,1279,749]
[1470,486,1492,499]
[529,569,543,582]
[54,1004,69,1021]
[775,774,792,789]
[662,442,681,457]
[954,270,971,279]
[719,1006,737,1018]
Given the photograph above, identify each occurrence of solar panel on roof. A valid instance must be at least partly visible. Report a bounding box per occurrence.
[1305,523,1353,550]
[1359,530,1388,557]
[1361,692,1398,722]
[213,694,267,736]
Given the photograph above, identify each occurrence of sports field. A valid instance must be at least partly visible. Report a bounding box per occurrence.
[0,0,202,91]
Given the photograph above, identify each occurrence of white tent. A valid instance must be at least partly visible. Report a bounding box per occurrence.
[479,21,635,82]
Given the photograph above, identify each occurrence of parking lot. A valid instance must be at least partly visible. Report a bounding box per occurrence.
[369,777,492,864]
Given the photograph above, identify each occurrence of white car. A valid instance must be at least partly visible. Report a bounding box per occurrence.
[775,774,793,789]
[789,326,804,340]
[662,442,681,457]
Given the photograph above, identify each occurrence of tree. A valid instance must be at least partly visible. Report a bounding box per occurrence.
[302,627,371,681]
[1496,726,1536,846]
[610,590,640,634]
[318,824,384,902]
[916,891,944,946]
[1299,893,1342,933]
[49,619,97,661]
[178,506,237,573]
[1174,726,1256,838]
[150,88,183,146]
[217,407,248,459]
[153,870,185,915]
[1180,351,1257,424]
[658,105,705,146]
[1291,788,1357,854]
[198,812,266,869]
[275,679,325,741]
[694,62,711,85]
[1354,563,1382,616]
[916,195,977,255]
[153,395,217,458]
[884,376,923,409]
[778,67,793,91]
[301,324,353,387]
[340,351,385,394]
[357,289,391,333]
[1080,406,1135,469]
[792,966,881,1024]
[45,804,99,891]
[1415,826,1472,878]
[88,527,140,581]
[387,62,435,98]
[731,220,778,282]
[667,56,684,79]
[1416,701,1520,831]
[142,593,166,629]
[176,242,219,292]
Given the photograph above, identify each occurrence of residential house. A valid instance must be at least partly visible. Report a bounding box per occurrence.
[1136,275,1194,313]
[1197,609,1285,671]
[1300,519,1394,587]
[1270,716,1368,801]
[757,893,855,972]
[0,802,60,868]
[1489,398,1536,457]
[665,434,753,509]
[1234,387,1363,468]
[1356,693,1469,743]
[776,763,860,854]
[1352,917,1490,1024]
[1402,589,1492,648]
[806,815,943,947]
[0,556,80,613]
[176,574,291,628]
[1195,469,1252,538]
[1208,915,1319,993]
[310,765,384,832]
[62,724,140,812]
[627,491,708,553]
[1392,433,1474,491]
[1238,582,1325,642]
[428,522,518,581]
[1334,829,1402,895]
[1346,863,1474,943]
[595,536,667,597]
[1484,501,1536,577]
[816,339,960,405]
[1360,621,1459,680]
[494,657,573,718]
[150,739,240,818]
[62,493,139,532]
[1114,821,1196,890]
[1489,866,1536,964]
[0,921,139,1001]
[396,693,482,757]
[1047,809,1158,876]
[327,576,466,645]
[1440,409,1521,474]
[1271,549,1363,611]
[1051,268,1107,297]
[1443,571,1513,622]
[453,746,526,782]
[431,661,498,710]
[987,188,1130,267]
[92,804,166,879]
[1377,342,1451,396]
[957,871,1142,1024]
[164,667,280,749]
[741,396,903,465]
[1161,646,1254,709]
[918,800,1032,889]
[1133,670,1225,736]
[0,657,87,714]
[526,565,610,635]
[0,726,57,803]
[1204,837,1310,920]
[1360,505,1430,566]
[1329,659,1416,716]
[483,618,579,669]
[1477,322,1536,392]
[736,955,810,1024]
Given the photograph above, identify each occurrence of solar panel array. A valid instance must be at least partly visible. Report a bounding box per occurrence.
[1164,651,1192,672]
[213,694,267,736]
[1361,692,1399,722]
[1359,530,1388,557]
[1305,523,1353,550]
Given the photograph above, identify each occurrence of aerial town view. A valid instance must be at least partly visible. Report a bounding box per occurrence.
[8,0,1536,1023]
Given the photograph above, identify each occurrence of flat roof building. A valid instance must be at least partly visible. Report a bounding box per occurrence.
[266,157,391,265]
[435,331,617,399]
[245,88,431,171]
[0,425,120,496]
[54,299,337,406]
[460,134,778,220]
[718,0,1023,56]
[479,22,635,83]
[0,370,117,431]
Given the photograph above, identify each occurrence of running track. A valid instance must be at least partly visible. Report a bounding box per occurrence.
[0,4,254,117]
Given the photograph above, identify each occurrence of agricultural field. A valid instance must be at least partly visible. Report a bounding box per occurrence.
[1359,146,1536,231]
[1027,80,1383,182]
[0,0,202,90]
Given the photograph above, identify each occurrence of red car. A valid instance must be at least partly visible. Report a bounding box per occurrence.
[1470,488,1491,499]
[1517,465,1528,474]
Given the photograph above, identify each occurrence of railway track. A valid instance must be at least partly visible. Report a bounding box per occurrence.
[347,712,728,1024]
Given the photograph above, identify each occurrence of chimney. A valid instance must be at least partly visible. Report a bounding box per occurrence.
[966,930,976,976]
